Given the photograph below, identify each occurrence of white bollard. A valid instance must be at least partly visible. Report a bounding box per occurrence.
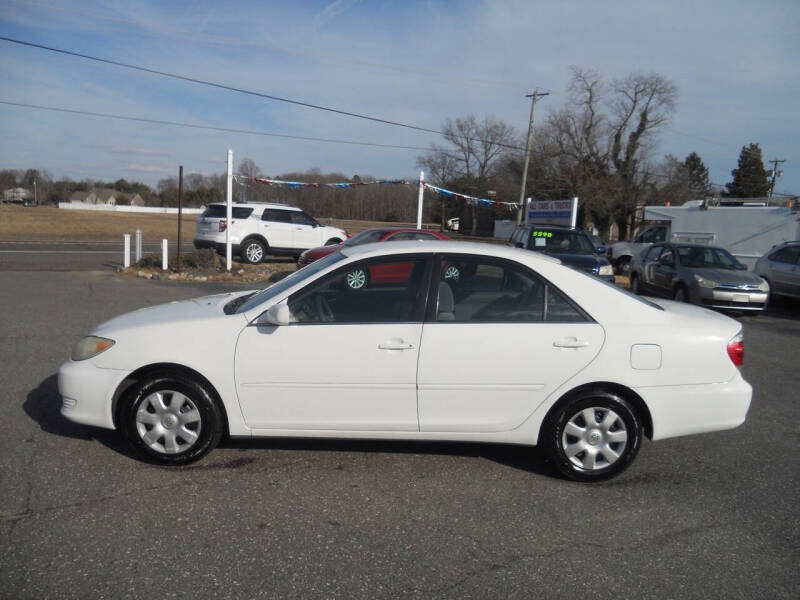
[162,239,168,270]
[123,234,130,269]
[135,229,142,262]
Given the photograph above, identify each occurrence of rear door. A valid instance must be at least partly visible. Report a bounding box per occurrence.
[260,208,294,250]
[416,255,604,433]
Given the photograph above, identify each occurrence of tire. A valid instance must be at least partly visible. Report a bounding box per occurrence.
[614,256,631,276]
[673,285,687,302]
[324,238,342,246]
[542,390,642,482]
[629,273,640,295]
[241,239,266,265]
[119,374,224,465]
[345,266,369,290]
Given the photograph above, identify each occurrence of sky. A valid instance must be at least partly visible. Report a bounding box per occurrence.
[0,0,798,196]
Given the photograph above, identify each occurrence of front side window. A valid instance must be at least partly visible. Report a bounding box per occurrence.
[677,246,742,269]
[433,257,588,323]
[644,245,663,261]
[288,257,428,323]
[290,211,318,227]
[771,246,800,265]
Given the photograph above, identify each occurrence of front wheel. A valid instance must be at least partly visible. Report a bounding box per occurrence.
[119,375,224,465]
[629,273,640,294]
[345,267,369,290]
[673,285,687,302]
[324,238,342,246]
[542,391,642,482]
[614,256,631,276]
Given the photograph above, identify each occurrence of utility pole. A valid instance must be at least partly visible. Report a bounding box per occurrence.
[517,90,549,224]
[767,158,786,203]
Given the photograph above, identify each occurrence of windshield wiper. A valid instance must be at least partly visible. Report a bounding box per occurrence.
[224,292,257,315]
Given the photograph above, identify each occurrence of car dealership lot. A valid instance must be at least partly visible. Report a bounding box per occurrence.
[1,266,798,598]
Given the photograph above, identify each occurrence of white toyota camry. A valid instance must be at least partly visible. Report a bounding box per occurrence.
[59,241,752,481]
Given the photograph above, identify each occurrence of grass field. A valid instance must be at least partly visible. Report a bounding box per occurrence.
[0,204,436,242]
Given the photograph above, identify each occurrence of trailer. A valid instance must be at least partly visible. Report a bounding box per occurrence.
[609,199,800,273]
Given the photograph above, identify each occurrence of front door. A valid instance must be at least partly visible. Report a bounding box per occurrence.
[235,256,430,431]
[417,256,604,432]
[290,211,324,249]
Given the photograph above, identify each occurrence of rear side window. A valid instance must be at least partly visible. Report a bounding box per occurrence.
[433,256,589,323]
[262,209,292,223]
[202,206,253,219]
[771,246,800,264]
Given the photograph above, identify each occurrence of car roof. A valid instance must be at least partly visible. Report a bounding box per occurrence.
[207,202,301,211]
[519,224,582,232]
[341,240,560,264]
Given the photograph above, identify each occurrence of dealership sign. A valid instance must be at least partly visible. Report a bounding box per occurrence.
[526,197,579,227]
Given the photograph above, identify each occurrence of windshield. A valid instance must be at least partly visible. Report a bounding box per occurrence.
[530,229,595,254]
[677,246,742,269]
[236,252,347,313]
[343,229,390,247]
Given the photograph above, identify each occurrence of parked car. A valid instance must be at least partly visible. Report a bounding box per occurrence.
[298,228,452,288]
[509,224,615,283]
[587,233,607,254]
[60,241,751,481]
[446,217,460,232]
[629,243,770,312]
[754,241,800,300]
[193,202,347,264]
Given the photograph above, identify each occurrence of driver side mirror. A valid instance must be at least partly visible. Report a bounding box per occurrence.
[596,246,606,255]
[736,263,748,271]
[261,301,293,326]
[514,241,524,249]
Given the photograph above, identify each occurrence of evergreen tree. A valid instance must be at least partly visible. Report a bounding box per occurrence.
[683,152,712,197]
[725,143,769,198]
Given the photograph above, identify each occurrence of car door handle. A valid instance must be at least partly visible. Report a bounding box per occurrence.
[378,340,415,350]
[553,337,589,348]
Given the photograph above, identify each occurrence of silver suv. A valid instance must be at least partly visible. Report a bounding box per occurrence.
[194,203,347,264]
[754,241,800,299]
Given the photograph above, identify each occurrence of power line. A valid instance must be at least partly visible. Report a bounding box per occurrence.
[0,35,529,152]
[0,99,430,150]
[0,35,444,135]
[4,0,528,89]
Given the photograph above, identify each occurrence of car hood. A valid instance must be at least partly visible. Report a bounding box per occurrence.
[541,251,606,268]
[93,291,252,335]
[688,268,764,286]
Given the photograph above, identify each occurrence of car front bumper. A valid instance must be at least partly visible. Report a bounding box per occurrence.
[696,287,769,311]
[58,359,131,430]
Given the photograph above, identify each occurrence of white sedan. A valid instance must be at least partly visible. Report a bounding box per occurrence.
[59,241,752,481]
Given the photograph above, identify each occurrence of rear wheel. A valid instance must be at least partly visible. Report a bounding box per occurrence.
[119,374,224,465]
[543,390,642,482]
[345,267,369,290]
[241,239,266,264]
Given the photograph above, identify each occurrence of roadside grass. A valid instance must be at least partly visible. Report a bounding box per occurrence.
[0,203,438,242]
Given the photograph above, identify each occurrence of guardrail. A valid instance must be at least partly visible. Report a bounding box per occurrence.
[58,202,204,215]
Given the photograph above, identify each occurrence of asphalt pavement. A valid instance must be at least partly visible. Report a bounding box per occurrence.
[0,255,798,599]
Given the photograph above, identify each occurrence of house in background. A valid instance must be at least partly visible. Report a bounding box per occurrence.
[127,193,145,206]
[3,187,33,203]
[68,191,98,204]
[94,188,117,206]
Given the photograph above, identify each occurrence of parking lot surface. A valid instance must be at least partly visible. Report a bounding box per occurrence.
[0,263,798,599]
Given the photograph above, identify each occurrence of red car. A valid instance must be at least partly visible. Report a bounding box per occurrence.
[297,228,452,289]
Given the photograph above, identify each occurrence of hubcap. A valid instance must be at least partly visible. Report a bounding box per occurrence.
[561,407,628,470]
[135,390,202,455]
[443,265,460,282]
[246,243,263,263]
[346,269,366,289]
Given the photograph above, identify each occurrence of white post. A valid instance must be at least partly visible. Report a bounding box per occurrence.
[123,234,130,269]
[135,229,142,262]
[161,239,168,270]
[226,149,233,271]
[416,171,425,229]
[570,196,579,228]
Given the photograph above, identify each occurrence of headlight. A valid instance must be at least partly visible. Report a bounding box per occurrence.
[759,278,770,292]
[693,274,717,289]
[597,264,614,277]
[71,336,115,361]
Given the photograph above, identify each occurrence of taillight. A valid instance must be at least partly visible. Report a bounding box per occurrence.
[727,331,744,366]
[218,220,227,232]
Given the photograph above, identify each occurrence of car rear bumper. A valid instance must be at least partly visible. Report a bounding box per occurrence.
[58,359,130,430]
[638,372,752,441]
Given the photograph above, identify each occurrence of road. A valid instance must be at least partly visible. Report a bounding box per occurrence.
[0,253,798,599]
